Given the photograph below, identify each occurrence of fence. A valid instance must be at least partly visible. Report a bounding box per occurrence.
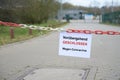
[102,11,120,24]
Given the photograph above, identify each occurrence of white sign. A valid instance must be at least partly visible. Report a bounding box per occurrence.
[59,32,92,58]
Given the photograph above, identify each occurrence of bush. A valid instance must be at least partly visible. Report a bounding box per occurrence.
[0,9,15,22]
[0,0,59,24]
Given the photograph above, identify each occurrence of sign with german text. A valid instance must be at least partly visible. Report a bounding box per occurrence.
[59,32,92,58]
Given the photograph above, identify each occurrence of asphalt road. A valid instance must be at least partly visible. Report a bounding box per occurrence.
[0,20,120,80]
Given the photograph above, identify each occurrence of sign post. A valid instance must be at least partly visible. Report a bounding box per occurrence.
[59,32,92,58]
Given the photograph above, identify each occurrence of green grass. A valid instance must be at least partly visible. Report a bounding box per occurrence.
[38,20,68,28]
[0,26,47,45]
[0,20,68,46]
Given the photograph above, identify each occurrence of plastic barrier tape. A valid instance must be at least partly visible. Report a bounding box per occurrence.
[0,21,120,35]
[67,29,120,35]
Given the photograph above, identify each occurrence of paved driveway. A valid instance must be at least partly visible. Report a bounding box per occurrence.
[0,20,120,80]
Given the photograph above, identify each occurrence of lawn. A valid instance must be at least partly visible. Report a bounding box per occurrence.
[0,20,67,46]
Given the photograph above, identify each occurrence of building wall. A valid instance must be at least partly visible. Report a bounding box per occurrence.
[57,9,85,20]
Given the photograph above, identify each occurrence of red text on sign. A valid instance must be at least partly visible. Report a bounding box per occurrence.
[63,40,87,46]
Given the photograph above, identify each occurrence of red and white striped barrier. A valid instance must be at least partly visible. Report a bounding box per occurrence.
[66,29,120,35]
[0,21,21,27]
[0,21,120,35]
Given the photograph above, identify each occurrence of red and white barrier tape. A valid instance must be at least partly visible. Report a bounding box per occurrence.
[67,29,120,35]
[0,21,120,35]
[0,21,21,27]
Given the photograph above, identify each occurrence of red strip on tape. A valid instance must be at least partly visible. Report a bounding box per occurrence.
[0,21,21,27]
[66,29,120,35]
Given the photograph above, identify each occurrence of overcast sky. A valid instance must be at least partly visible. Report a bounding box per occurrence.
[63,0,120,7]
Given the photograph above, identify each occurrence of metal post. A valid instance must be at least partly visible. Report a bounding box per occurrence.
[60,0,63,22]
[111,0,114,12]
[111,0,114,23]
[101,7,105,23]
